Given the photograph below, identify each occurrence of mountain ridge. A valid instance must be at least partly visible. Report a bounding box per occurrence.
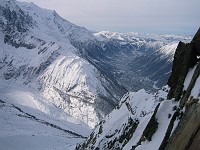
[76,28,200,150]
[0,1,198,149]
[1,0,192,128]
[0,0,124,128]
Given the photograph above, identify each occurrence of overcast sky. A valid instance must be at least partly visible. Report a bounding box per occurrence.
[18,0,200,35]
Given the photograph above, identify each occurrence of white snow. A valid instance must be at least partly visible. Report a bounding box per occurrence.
[94,31,191,44]
[158,43,178,61]
[136,100,178,150]
[99,89,158,149]
[81,88,176,149]
[122,114,152,149]
[0,1,197,150]
[17,1,95,43]
[0,0,117,128]
[183,65,197,90]
[0,80,91,150]
[190,75,200,99]
[39,55,110,127]
[94,31,191,64]
[183,63,200,100]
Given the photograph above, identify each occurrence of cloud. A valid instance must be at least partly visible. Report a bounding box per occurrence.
[18,0,200,34]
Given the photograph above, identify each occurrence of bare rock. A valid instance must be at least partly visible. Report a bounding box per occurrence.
[192,27,200,56]
[167,42,196,100]
[165,103,200,150]
[167,28,200,100]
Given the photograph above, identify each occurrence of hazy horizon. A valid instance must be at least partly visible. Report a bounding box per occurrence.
[18,0,200,35]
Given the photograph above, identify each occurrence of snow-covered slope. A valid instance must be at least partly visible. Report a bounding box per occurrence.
[77,59,200,150]
[0,0,192,129]
[76,86,181,149]
[1,1,197,149]
[76,28,200,150]
[0,0,123,128]
[0,80,91,150]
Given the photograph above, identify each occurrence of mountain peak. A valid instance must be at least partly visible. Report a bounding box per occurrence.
[1,1,199,149]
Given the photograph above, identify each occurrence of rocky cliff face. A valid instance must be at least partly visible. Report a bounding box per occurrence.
[167,28,200,100]
[164,28,200,150]
[76,28,200,150]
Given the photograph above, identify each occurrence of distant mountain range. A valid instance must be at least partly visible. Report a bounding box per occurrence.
[0,0,196,149]
[76,28,200,150]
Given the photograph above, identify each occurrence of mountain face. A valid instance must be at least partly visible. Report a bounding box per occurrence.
[0,0,125,128]
[76,28,200,150]
[0,83,91,150]
[1,1,198,149]
[0,0,192,130]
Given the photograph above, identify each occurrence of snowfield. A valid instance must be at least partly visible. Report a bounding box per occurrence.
[76,86,183,150]
[0,0,121,128]
[0,0,195,150]
[0,80,91,150]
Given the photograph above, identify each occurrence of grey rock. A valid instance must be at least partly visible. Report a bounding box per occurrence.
[167,42,195,100]
[165,103,200,150]
[167,28,200,100]
[192,27,200,56]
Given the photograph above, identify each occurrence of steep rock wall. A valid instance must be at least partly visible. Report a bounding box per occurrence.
[167,28,200,100]
[165,27,200,150]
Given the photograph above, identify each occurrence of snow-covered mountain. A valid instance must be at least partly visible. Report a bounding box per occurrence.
[76,28,200,150]
[76,87,175,150]
[0,80,91,150]
[74,31,191,92]
[1,0,192,130]
[0,0,125,129]
[1,0,197,149]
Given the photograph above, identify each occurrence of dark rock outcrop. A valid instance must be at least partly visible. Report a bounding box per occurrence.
[165,103,200,150]
[0,0,36,49]
[192,28,200,56]
[180,62,200,107]
[165,28,200,150]
[167,27,200,100]
[139,103,160,142]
